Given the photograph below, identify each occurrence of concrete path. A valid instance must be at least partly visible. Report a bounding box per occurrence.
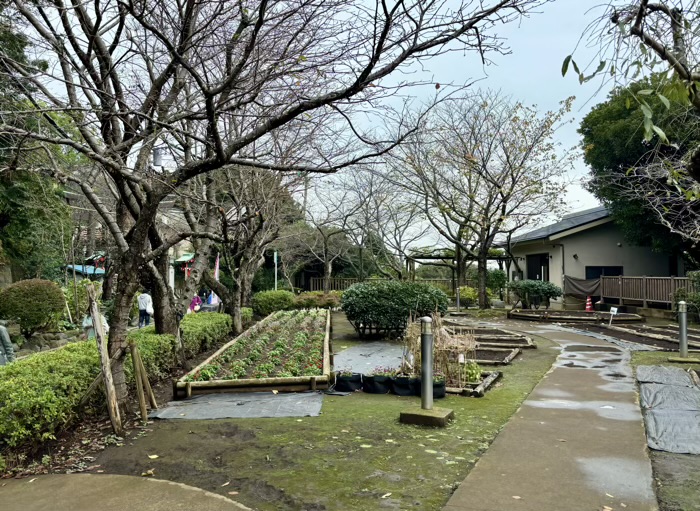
[444,324,658,511]
[0,473,251,511]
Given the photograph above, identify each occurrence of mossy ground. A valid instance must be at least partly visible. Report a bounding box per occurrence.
[631,350,700,511]
[95,318,558,511]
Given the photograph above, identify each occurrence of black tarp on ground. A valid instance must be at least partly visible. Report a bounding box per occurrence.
[637,365,700,454]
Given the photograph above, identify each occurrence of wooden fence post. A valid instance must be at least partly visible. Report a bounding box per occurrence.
[642,276,648,308]
[87,283,123,436]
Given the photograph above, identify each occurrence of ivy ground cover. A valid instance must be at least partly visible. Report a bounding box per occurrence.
[187,309,327,382]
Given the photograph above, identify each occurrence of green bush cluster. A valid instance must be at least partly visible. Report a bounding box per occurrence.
[251,290,296,316]
[0,312,233,451]
[179,312,233,357]
[293,291,342,309]
[458,286,479,306]
[0,342,100,448]
[508,279,562,308]
[0,279,66,335]
[341,281,448,337]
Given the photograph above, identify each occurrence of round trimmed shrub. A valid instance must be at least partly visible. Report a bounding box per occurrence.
[251,290,295,317]
[341,281,448,338]
[0,279,65,335]
[294,291,342,309]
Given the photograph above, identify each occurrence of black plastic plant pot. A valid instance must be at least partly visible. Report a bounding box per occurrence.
[391,375,416,396]
[335,373,362,392]
[362,375,391,394]
[412,378,447,399]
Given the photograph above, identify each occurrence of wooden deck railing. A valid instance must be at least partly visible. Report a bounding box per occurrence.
[308,277,475,293]
[600,276,696,306]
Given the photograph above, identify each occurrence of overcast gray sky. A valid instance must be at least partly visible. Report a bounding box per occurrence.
[425,0,615,213]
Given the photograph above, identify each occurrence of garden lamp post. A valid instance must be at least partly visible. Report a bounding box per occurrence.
[421,316,434,410]
[679,301,688,358]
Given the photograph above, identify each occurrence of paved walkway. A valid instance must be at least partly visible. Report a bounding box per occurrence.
[0,473,251,511]
[444,324,658,511]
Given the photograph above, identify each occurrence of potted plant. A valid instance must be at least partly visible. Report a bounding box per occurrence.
[362,366,394,394]
[334,368,362,392]
[391,372,418,396]
[412,372,447,399]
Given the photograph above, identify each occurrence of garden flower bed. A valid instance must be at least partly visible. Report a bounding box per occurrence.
[174,309,331,398]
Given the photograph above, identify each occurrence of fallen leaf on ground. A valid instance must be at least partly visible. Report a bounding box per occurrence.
[385,439,395,443]
[147,454,159,459]
[558,439,567,442]
[425,449,437,454]
[228,491,239,496]
[381,493,392,499]
[360,444,372,448]
[621,504,627,508]
[141,469,155,477]
[28,479,36,483]
[272,390,279,395]
[602,507,613,511]
[221,481,230,487]
[512,496,522,500]
[605,493,614,498]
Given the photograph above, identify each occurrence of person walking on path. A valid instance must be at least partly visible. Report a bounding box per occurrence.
[138,289,154,328]
[0,324,16,365]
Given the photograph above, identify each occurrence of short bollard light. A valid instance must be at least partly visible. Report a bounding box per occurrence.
[679,300,688,359]
[420,316,434,411]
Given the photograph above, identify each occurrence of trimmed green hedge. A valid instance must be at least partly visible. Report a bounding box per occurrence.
[251,290,295,316]
[179,312,232,356]
[341,281,448,337]
[0,342,100,448]
[241,307,253,324]
[508,279,562,308]
[293,291,342,309]
[0,312,233,450]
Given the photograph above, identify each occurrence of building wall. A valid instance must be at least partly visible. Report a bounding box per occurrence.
[509,221,677,294]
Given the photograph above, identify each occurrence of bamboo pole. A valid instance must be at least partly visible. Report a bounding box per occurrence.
[87,284,123,436]
[130,343,148,422]
[134,346,158,409]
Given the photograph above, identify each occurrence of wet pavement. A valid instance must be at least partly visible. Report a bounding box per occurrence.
[332,340,403,374]
[444,324,658,511]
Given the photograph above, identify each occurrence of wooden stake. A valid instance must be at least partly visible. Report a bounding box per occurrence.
[87,283,123,436]
[77,347,124,408]
[130,343,148,422]
[134,345,158,409]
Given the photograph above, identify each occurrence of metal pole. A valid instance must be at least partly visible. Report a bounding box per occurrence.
[274,251,278,291]
[456,286,461,312]
[421,317,434,410]
[679,300,688,358]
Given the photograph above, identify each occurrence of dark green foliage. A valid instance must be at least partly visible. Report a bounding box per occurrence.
[126,327,179,380]
[341,281,448,337]
[487,269,507,292]
[179,312,232,357]
[458,286,479,307]
[251,290,296,317]
[0,341,100,448]
[0,279,65,335]
[293,291,342,309]
[580,77,697,253]
[508,280,562,308]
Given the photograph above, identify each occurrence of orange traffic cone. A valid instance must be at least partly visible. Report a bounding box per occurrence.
[585,296,593,312]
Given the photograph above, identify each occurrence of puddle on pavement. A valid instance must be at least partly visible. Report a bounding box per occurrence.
[576,457,655,502]
[564,345,621,353]
[524,399,641,421]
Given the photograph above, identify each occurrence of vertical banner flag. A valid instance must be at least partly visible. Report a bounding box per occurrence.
[208,254,220,305]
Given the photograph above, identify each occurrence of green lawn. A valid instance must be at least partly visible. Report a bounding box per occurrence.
[97,335,558,511]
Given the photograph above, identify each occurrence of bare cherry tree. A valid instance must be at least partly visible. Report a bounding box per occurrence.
[390,91,572,307]
[0,0,551,402]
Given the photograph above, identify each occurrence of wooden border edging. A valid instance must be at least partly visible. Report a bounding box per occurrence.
[174,309,332,399]
[445,371,502,397]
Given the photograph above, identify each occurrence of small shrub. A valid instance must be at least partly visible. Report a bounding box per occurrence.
[251,290,295,317]
[458,286,479,307]
[294,291,342,309]
[0,279,65,336]
[126,327,179,380]
[241,307,253,324]
[341,281,448,337]
[508,280,562,308]
[487,269,507,294]
[179,312,232,356]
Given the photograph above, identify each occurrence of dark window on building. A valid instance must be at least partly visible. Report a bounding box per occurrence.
[526,253,550,281]
[585,266,623,279]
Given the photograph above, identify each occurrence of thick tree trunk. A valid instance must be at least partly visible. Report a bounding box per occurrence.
[477,253,490,309]
[108,269,139,405]
[323,260,332,294]
[152,253,178,335]
[204,271,243,334]
[178,239,214,313]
